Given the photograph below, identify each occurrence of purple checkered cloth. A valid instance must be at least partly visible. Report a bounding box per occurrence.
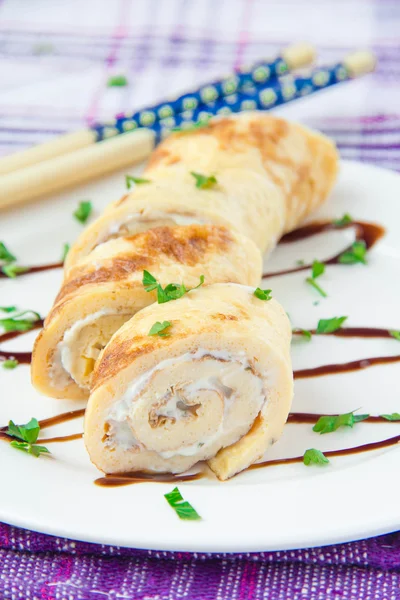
[1,0,400,598]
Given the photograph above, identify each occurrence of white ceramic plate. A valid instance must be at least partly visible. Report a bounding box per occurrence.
[1,160,400,553]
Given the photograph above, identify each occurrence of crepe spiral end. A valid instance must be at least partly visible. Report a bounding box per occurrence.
[84,284,293,480]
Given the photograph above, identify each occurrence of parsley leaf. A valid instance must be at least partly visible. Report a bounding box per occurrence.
[0,306,16,313]
[306,277,327,298]
[303,448,329,466]
[0,242,16,263]
[1,265,28,278]
[2,359,18,369]
[381,413,400,421]
[125,175,151,189]
[313,411,369,434]
[311,260,325,279]
[164,486,201,520]
[142,271,204,304]
[338,240,367,265]
[333,213,353,227]
[7,417,40,443]
[190,172,217,190]
[61,243,70,262]
[10,441,50,457]
[0,310,41,333]
[316,316,347,334]
[73,201,92,224]
[254,288,272,301]
[107,75,128,87]
[148,321,171,337]
[6,417,50,458]
[292,328,312,341]
[390,330,400,341]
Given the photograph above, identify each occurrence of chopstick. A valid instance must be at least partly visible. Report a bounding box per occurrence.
[0,50,376,211]
[0,43,315,177]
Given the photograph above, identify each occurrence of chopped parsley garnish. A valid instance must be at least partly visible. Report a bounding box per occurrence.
[296,259,305,266]
[0,306,16,313]
[306,259,327,297]
[254,288,272,301]
[306,277,327,298]
[389,330,400,341]
[73,201,92,224]
[313,411,369,434]
[107,75,128,87]
[0,242,16,263]
[0,310,41,332]
[333,213,353,227]
[148,321,171,337]
[164,486,201,520]
[2,265,28,278]
[142,271,204,304]
[292,328,312,341]
[125,175,151,189]
[61,243,70,262]
[311,260,325,279]
[190,172,217,190]
[381,413,400,421]
[316,316,347,334]
[6,417,50,458]
[303,448,329,466]
[338,240,367,265]
[2,359,19,369]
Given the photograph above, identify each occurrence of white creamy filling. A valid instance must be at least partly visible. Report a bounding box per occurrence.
[107,211,208,238]
[49,309,115,388]
[107,348,265,457]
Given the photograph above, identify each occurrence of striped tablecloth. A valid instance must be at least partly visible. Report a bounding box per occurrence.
[0,0,399,598]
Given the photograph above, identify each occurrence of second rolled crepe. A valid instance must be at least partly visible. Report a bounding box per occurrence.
[32,225,261,400]
[65,113,338,270]
[84,284,293,480]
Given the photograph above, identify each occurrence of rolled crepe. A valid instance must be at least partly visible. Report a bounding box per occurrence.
[32,225,261,400]
[65,113,338,270]
[84,284,293,480]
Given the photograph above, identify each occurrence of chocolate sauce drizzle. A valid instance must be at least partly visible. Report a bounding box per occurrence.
[263,220,385,278]
[0,261,62,279]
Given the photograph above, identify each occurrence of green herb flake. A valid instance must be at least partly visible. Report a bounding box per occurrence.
[254,288,272,301]
[0,306,17,313]
[389,330,400,341]
[0,310,41,333]
[333,213,353,227]
[292,328,312,341]
[296,259,305,266]
[125,175,151,189]
[0,242,16,264]
[107,75,128,87]
[6,417,50,458]
[164,486,201,520]
[2,359,18,369]
[142,271,204,304]
[303,448,330,466]
[312,260,325,279]
[1,265,28,279]
[316,316,347,334]
[73,201,92,224]
[190,172,217,190]
[338,240,367,265]
[61,243,70,262]
[306,277,327,298]
[313,411,369,435]
[381,413,400,421]
[148,321,171,337]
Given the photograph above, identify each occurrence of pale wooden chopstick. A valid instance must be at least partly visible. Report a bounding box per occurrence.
[0,50,375,211]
